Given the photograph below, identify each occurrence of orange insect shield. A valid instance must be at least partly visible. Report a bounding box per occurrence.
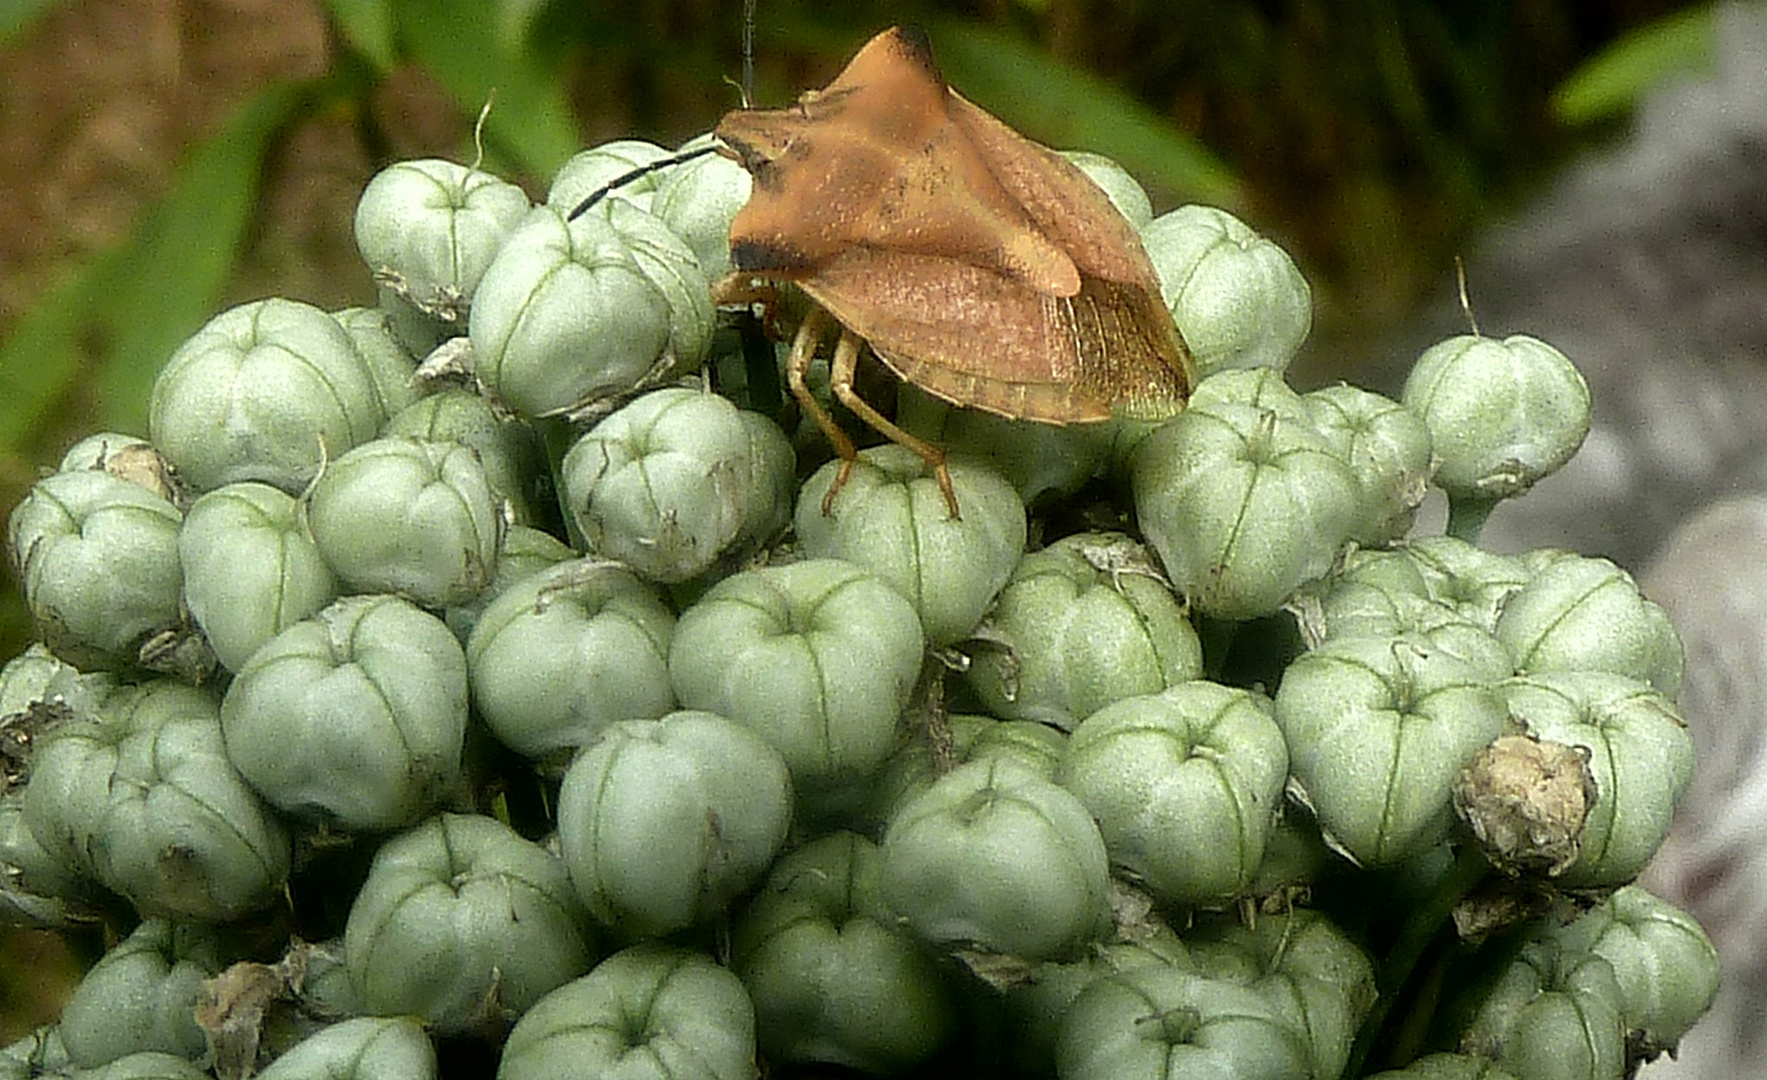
[713,25,1193,515]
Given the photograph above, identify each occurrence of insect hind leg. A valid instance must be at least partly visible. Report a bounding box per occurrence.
[827,328,959,518]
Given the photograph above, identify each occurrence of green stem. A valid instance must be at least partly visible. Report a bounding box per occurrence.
[1344,844,1491,1077]
[534,416,586,551]
[737,310,783,420]
[1445,495,1500,546]
[1196,616,1238,682]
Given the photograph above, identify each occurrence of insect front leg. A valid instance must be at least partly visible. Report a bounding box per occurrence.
[827,328,960,519]
[785,308,861,503]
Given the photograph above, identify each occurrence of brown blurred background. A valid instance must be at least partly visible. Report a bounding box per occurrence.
[0,0,1720,1043]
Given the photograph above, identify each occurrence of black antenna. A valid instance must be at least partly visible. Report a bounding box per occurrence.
[565,2,757,223]
[564,146,720,221]
[742,0,756,109]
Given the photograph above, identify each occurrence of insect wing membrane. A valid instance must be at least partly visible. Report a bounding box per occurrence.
[803,249,1184,423]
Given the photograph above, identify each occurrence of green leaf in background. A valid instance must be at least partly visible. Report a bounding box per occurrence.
[494,0,552,52]
[0,80,312,450]
[0,0,71,47]
[393,0,582,178]
[930,20,1239,209]
[96,81,315,436]
[1552,2,1718,125]
[0,251,115,453]
[323,0,399,73]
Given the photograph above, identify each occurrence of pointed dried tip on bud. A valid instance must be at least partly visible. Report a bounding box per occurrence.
[1453,734,1597,878]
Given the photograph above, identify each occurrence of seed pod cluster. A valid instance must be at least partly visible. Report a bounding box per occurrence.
[0,29,1720,1080]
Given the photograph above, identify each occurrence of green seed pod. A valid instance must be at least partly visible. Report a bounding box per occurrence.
[1300,549,1434,641]
[556,710,792,937]
[1501,673,1693,888]
[1182,910,1378,1080]
[442,523,575,643]
[1055,963,1313,1080]
[306,436,503,609]
[0,643,113,721]
[1141,204,1312,376]
[1402,334,1591,501]
[254,1018,434,1080]
[344,813,592,1035]
[56,434,179,504]
[1301,539,1527,675]
[179,482,337,673]
[330,306,428,418]
[1496,551,1684,696]
[0,1027,67,1080]
[374,287,448,362]
[497,944,757,1080]
[1062,151,1155,228]
[1395,536,1531,632]
[280,938,359,1028]
[1275,633,1508,867]
[561,388,794,583]
[57,432,155,474]
[352,159,530,333]
[669,559,924,795]
[1541,885,1719,1057]
[1300,569,1514,684]
[8,470,184,672]
[1187,365,1314,422]
[797,445,1026,646]
[651,136,753,279]
[63,1051,215,1079]
[579,198,715,379]
[863,715,1065,831]
[731,831,955,1074]
[1245,803,1333,899]
[221,595,467,831]
[546,140,674,214]
[1059,681,1287,908]
[59,920,219,1069]
[24,680,290,921]
[470,206,677,419]
[1132,389,1359,621]
[880,759,1112,961]
[1,790,97,927]
[1306,383,1434,546]
[467,558,675,762]
[969,718,1069,777]
[896,385,1115,509]
[149,298,384,495]
[1105,416,1170,480]
[1367,1053,1523,1080]
[967,533,1202,730]
[1459,937,1626,1080]
[383,387,539,525]
[1003,924,1193,1080]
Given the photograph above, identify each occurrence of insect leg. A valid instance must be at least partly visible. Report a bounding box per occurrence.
[827,328,960,519]
[786,309,862,503]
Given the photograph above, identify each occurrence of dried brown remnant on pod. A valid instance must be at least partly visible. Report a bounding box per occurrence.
[1453,733,1597,879]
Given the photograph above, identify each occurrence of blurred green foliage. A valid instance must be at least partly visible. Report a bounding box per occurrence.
[1554,1,1721,123]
